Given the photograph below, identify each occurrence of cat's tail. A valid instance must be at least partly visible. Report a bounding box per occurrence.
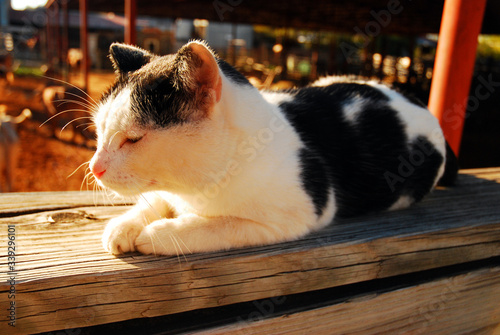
[438,141,459,186]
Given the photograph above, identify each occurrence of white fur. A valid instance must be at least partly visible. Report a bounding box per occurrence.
[388,195,414,211]
[261,90,295,105]
[311,75,366,87]
[342,96,366,123]
[317,189,336,228]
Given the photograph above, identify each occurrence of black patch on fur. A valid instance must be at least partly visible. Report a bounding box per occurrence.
[280,82,444,218]
[216,58,252,86]
[391,85,428,108]
[438,141,459,186]
[299,148,330,217]
[109,43,151,74]
[402,93,427,108]
[100,51,198,129]
[131,73,190,128]
[102,47,249,129]
[400,136,444,201]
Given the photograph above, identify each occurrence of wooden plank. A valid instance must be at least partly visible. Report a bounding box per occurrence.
[0,191,133,216]
[0,168,499,333]
[199,266,500,335]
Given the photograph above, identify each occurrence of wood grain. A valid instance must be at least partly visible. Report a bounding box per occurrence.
[200,267,500,335]
[0,168,500,334]
[0,191,133,217]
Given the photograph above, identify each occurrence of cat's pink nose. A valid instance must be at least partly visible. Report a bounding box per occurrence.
[90,150,108,179]
[92,167,106,179]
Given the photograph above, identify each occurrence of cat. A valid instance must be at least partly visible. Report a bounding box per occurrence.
[0,107,31,192]
[90,41,458,256]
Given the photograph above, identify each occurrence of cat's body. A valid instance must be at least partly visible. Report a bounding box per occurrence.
[90,41,457,255]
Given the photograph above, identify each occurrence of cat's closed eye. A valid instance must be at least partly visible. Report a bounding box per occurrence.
[127,137,143,144]
[119,136,143,148]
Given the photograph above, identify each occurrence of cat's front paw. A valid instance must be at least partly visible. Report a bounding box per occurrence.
[102,217,144,254]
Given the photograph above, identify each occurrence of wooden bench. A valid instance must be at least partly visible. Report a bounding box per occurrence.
[1,168,500,334]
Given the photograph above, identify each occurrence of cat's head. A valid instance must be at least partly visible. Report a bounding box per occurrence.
[89,41,226,196]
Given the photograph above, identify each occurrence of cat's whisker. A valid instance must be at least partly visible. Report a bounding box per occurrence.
[52,90,97,112]
[112,190,129,203]
[92,179,96,206]
[108,131,122,148]
[126,186,156,255]
[80,174,86,192]
[60,116,94,133]
[54,99,96,111]
[60,91,99,111]
[68,160,90,179]
[101,187,120,208]
[85,171,93,187]
[103,188,116,207]
[54,108,92,114]
[39,109,82,128]
[89,173,104,205]
[100,186,107,207]
[85,174,100,205]
[58,95,97,111]
[127,180,190,261]
[40,75,99,107]
[93,177,101,207]
[81,170,93,192]
[141,212,158,256]
[172,230,192,257]
[170,232,190,264]
[39,109,93,132]
[167,233,182,262]
[81,124,96,132]
[138,194,162,221]
[85,170,93,184]
[76,122,94,129]
[127,184,141,201]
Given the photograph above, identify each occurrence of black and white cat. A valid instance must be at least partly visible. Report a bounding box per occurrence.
[90,41,457,255]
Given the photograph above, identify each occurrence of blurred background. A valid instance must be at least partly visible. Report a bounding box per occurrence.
[0,0,499,192]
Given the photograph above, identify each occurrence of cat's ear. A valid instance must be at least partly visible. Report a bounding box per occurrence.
[175,41,222,105]
[109,43,152,74]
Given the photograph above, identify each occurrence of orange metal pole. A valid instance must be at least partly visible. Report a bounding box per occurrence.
[125,0,137,45]
[79,0,89,91]
[428,0,487,156]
